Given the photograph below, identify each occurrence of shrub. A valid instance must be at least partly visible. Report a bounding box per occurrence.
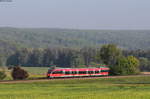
[0,71,6,80]
[11,66,29,80]
[110,56,140,75]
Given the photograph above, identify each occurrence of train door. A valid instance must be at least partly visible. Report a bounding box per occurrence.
[88,70,94,76]
[72,70,78,77]
[93,70,95,76]
[86,70,88,76]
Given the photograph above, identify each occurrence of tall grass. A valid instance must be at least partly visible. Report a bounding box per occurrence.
[1,76,150,99]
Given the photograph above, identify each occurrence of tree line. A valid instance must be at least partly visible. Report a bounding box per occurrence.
[1,44,150,80]
[6,47,98,68]
[6,44,150,75]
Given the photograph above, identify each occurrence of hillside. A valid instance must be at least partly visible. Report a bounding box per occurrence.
[0,27,150,49]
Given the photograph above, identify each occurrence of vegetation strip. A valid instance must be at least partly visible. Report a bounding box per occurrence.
[0,74,150,84]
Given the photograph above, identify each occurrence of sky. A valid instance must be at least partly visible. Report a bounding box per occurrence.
[0,0,150,29]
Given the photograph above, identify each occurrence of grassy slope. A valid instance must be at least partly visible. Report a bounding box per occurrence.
[1,76,150,99]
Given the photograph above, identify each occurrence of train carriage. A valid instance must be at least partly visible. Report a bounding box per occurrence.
[47,66,109,78]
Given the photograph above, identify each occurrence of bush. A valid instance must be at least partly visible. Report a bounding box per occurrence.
[110,56,140,75]
[0,71,6,80]
[11,66,29,80]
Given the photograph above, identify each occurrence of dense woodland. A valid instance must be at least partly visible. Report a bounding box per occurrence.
[6,48,98,67]
[5,45,150,73]
[0,27,150,72]
[0,27,150,49]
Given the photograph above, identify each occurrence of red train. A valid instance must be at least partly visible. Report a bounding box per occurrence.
[47,66,109,78]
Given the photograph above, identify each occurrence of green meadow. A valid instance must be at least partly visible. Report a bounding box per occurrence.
[1,76,150,99]
[0,67,49,80]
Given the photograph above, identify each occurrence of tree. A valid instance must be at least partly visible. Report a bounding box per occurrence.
[55,48,79,67]
[139,57,150,71]
[6,53,19,66]
[11,66,29,80]
[27,49,44,67]
[0,56,3,66]
[110,56,126,75]
[80,47,97,66]
[111,56,140,75]
[99,44,122,65]
[17,48,31,66]
[6,48,31,66]
[126,56,140,74]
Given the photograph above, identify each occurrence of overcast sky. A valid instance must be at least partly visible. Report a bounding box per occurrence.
[0,0,150,29]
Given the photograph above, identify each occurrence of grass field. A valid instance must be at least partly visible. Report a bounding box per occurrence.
[0,67,49,80]
[1,67,150,99]
[1,76,150,99]
[22,67,49,79]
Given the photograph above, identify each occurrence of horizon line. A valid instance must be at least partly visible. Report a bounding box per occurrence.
[0,26,150,31]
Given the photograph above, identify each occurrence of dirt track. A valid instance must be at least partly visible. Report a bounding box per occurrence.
[0,74,150,84]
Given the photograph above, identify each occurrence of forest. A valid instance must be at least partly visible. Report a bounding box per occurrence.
[0,27,150,72]
[0,27,150,49]
[5,45,150,74]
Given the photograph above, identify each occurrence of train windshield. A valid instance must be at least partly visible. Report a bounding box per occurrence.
[48,69,54,74]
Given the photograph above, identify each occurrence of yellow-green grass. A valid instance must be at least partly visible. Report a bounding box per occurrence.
[22,67,49,75]
[0,67,49,80]
[22,67,49,79]
[1,76,150,99]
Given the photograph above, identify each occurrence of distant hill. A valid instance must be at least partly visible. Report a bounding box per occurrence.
[0,27,150,50]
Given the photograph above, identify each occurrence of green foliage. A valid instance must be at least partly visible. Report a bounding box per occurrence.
[28,49,44,66]
[80,47,97,66]
[126,56,140,74]
[110,56,127,75]
[111,56,140,75]
[6,44,144,75]
[123,50,150,72]
[139,57,150,71]
[7,48,97,68]
[1,27,150,68]
[1,28,150,49]
[0,71,6,80]
[99,44,122,65]
[0,56,3,66]
[0,67,6,80]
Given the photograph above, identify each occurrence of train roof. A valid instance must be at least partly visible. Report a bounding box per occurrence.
[49,66,108,69]
[48,66,109,71]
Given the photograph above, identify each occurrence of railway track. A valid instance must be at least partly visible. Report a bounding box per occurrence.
[0,74,150,84]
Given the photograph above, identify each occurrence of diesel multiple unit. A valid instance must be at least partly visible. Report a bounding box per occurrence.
[47,66,109,78]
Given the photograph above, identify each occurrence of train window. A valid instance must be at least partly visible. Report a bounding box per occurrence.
[53,71,63,74]
[88,71,94,74]
[101,70,109,72]
[79,71,87,74]
[72,71,77,74]
[95,71,99,74]
[65,71,70,74]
